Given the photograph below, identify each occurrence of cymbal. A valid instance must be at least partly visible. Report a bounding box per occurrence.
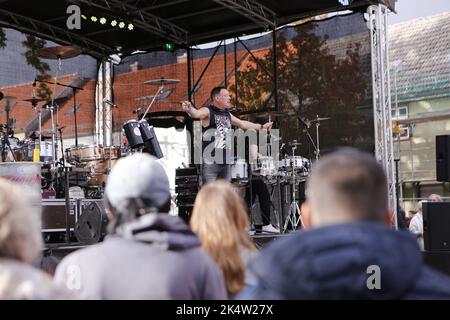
[288,140,302,146]
[23,98,46,104]
[144,77,180,85]
[36,45,81,60]
[1,96,17,111]
[309,117,331,123]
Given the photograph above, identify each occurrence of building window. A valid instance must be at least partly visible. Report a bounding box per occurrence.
[393,124,410,141]
[391,105,408,120]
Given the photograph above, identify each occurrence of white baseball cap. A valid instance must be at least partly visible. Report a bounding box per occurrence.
[105,153,170,214]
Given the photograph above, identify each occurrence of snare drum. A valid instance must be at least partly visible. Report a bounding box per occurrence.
[231,159,248,181]
[254,156,277,176]
[281,156,310,176]
[102,146,121,159]
[66,145,103,163]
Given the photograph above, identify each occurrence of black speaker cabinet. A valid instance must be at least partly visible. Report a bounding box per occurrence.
[436,135,450,182]
[423,202,450,251]
[42,199,77,232]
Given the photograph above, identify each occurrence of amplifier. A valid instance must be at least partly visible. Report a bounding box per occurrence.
[175,175,199,185]
[41,199,108,245]
[175,185,199,194]
[176,167,199,177]
[178,205,194,223]
[42,199,77,232]
[176,194,197,205]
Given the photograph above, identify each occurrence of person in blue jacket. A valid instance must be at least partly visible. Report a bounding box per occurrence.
[239,147,450,299]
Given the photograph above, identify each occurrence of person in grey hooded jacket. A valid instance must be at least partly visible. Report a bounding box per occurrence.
[54,154,227,300]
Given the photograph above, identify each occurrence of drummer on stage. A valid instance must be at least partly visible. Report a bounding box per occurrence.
[182,86,272,184]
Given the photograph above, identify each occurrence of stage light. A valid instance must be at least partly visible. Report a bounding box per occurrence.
[163,43,175,52]
[81,14,87,20]
[100,17,107,24]
[119,21,125,28]
[128,23,134,30]
[111,20,117,27]
[91,16,97,22]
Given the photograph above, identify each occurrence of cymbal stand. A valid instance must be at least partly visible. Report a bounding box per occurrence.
[314,115,321,160]
[298,116,318,161]
[141,85,164,121]
[0,127,16,162]
[49,56,62,168]
[283,144,303,232]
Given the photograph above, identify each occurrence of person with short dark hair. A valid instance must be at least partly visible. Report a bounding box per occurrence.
[54,154,227,299]
[182,87,272,184]
[239,148,450,299]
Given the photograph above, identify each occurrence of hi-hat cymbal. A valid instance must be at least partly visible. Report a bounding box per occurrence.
[309,116,331,123]
[1,96,17,111]
[36,45,81,60]
[23,98,46,103]
[288,140,302,146]
[144,77,180,85]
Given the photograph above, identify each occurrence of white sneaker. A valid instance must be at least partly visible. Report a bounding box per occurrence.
[248,229,256,236]
[262,224,280,233]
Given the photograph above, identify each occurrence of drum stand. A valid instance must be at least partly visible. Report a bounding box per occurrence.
[283,144,303,232]
[0,129,16,162]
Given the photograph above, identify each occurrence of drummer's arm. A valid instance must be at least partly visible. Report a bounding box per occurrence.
[231,115,273,131]
[230,114,261,131]
[182,101,209,120]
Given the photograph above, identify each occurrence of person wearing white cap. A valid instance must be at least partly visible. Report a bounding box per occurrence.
[54,154,227,299]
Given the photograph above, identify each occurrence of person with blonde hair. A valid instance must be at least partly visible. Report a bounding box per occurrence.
[0,178,70,299]
[190,180,257,298]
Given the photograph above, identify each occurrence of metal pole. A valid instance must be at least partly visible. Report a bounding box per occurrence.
[102,61,107,146]
[234,38,238,109]
[224,39,227,86]
[187,45,194,165]
[272,28,279,111]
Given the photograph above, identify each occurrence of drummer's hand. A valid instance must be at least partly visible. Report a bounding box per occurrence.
[263,122,273,130]
[181,101,192,112]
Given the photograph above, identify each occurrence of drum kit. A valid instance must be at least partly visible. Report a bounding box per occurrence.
[231,111,331,233]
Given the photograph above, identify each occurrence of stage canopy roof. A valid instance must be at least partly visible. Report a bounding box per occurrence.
[0,0,394,58]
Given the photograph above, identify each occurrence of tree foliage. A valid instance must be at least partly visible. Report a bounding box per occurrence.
[22,35,52,100]
[230,22,373,155]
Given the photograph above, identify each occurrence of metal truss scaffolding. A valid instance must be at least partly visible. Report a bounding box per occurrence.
[72,0,188,44]
[96,60,113,146]
[368,4,397,228]
[212,0,276,28]
[0,8,113,58]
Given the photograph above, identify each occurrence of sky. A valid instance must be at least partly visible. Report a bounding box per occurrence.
[388,0,450,24]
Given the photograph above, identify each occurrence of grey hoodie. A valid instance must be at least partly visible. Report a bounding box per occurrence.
[54,214,227,299]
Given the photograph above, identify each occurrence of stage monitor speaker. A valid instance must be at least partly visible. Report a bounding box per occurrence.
[74,200,108,245]
[436,135,450,182]
[423,202,450,251]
